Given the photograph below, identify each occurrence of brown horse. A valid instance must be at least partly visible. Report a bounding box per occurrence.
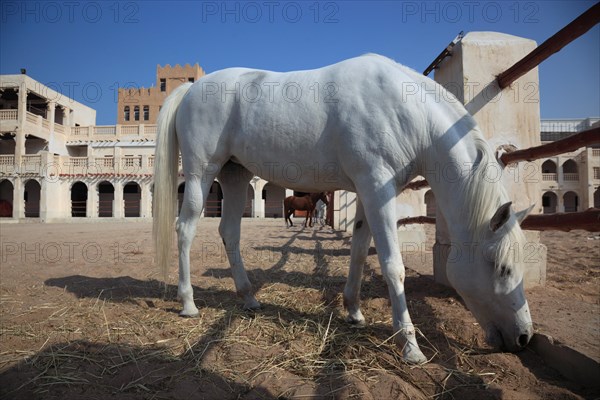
[0,200,12,218]
[284,192,328,228]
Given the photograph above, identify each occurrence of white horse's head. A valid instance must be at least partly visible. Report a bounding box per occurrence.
[446,202,534,352]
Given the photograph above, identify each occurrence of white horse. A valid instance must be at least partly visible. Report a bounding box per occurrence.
[153,54,533,364]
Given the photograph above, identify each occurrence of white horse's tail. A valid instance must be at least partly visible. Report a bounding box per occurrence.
[153,82,193,283]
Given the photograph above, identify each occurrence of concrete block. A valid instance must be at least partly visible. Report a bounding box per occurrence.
[522,231,547,288]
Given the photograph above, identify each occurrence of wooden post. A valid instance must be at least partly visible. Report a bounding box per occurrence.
[497,3,600,89]
[500,127,600,165]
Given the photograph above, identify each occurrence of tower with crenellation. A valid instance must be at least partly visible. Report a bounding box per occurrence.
[116,63,205,125]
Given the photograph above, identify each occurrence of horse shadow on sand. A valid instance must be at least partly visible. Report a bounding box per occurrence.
[30,277,505,399]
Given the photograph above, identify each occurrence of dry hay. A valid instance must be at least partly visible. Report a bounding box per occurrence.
[0,220,597,399]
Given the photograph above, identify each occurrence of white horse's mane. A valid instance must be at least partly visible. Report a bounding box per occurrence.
[460,136,527,274]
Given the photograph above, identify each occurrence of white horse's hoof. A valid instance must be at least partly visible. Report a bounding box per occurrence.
[179,308,199,318]
[402,347,427,364]
[243,299,261,310]
[396,327,428,364]
[345,315,366,327]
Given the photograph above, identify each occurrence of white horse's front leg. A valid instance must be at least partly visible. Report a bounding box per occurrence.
[343,198,371,326]
[358,180,427,364]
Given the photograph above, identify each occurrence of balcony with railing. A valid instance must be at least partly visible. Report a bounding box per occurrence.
[58,155,156,177]
[563,173,579,181]
[69,124,157,140]
[97,157,115,168]
[0,155,15,173]
[0,155,15,165]
[122,156,142,168]
[148,155,182,168]
[22,111,51,140]
[1,108,158,142]
[542,173,557,181]
[0,110,18,121]
[1,109,68,137]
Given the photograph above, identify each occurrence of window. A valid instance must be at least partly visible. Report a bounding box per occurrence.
[188,77,194,83]
[134,106,140,121]
[124,106,130,121]
[143,105,149,121]
[594,167,600,180]
[160,79,166,92]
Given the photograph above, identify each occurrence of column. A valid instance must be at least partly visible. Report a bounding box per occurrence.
[47,102,55,129]
[140,182,152,218]
[14,87,26,166]
[113,180,124,218]
[62,107,70,127]
[44,102,55,154]
[557,191,565,213]
[12,178,24,219]
[39,153,51,220]
[557,156,564,187]
[252,178,265,218]
[87,182,98,218]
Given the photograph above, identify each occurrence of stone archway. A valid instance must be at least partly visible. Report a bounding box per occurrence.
[542,191,557,214]
[0,179,14,218]
[71,182,88,217]
[424,190,436,217]
[98,181,115,217]
[563,191,578,213]
[263,182,285,218]
[178,182,185,215]
[24,179,41,217]
[124,182,141,217]
[243,184,254,218]
[205,181,223,217]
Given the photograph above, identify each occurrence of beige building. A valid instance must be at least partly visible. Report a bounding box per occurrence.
[0,72,287,221]
[117,64,205,125]
[538,118,600,213]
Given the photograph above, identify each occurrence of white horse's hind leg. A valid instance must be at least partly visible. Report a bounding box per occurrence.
[218,162,260,310]
[176,174,212,317]
[357,179,427,364]
[343,198,371,326]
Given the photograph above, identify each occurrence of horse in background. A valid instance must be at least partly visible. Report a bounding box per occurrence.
[0,200,12,218]
[284,192,328,228]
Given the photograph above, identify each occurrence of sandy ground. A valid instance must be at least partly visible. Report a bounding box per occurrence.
[0,219,598,399]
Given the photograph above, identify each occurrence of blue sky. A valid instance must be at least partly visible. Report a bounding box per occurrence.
[1,1,598,125]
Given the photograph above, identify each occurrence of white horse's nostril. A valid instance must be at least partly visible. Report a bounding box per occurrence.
[518,334,530,348]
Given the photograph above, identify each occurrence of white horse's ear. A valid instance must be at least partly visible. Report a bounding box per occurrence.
[515,204,535,225]
[490,202,512,232]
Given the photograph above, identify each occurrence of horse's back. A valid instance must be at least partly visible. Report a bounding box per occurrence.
[175,55,469,191]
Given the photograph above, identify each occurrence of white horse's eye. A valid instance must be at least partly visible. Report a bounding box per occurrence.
[497,264,512,278]
[483,244,497,263]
